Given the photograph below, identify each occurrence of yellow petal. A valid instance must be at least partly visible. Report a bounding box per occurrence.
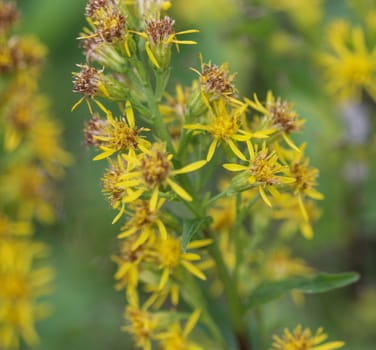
[207,139,218,161]
[173,160,207,175]
[183,309,201,337]
[223,163,248,172]
[125,100,135,127]
[259,186,272,207]
[166,178,192,201]
[181,261,206,280]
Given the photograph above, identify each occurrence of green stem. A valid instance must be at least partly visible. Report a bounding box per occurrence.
[203,229,252,350]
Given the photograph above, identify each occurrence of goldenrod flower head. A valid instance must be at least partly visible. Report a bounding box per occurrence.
[102,156,128,207]
[84,113,110,146]
[271,325,345,350]
[0,239,54,349]
[224,142,294,206]
[185,99,250,161]
[319,23,376,101]
[156,309,203,350]
[85,0,126,43]
[193,58,237,104]
[273,194,321,239]
[72,64,102,96]
[247,92,303,151]
[118,198,167,249]
[0,1,19,31]
[113,235,150,296]
[123,301,158,350]
[266,0,323,29]
[92,111,150,160]
[85,0,118,18]
[136,16,198,69]
[264,249,313,281]
[154,235,211,289]
[0,214,32,237]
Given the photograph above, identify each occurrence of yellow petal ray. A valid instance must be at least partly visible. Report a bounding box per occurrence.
[207,139,218,161]
[159,268,169,289]
[71,96,85,112]
[173,160,206,175]
[145,42,160,68]
[314,341,345,350]
[181,261,206,280]
[227,139,247,161]
[149,186,159,211]
[282,132,300,152]
[118,227,137,239]
[305,188,324,200]
[132,229,150,251]
[112,203,125,224]
[156,219,167,240]
[93,149,115,161]
[223,163,248,172]
[187,239,213,249]
[183,309,201,337]
[166,178,192,201]
[125,100,135,127]
[259,186,272,207]
[176,29,200,35]
[182,253,201,261]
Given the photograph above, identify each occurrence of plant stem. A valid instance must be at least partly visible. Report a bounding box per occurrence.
[203,229,252,350]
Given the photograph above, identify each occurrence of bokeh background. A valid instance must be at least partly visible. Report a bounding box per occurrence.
[15,0,376,348]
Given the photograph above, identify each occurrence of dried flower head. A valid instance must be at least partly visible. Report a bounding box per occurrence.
[0,1,19,31]
[84,113,110,147]
[72,64,102,96]
[145,16,175,45]
[85,0,118,18]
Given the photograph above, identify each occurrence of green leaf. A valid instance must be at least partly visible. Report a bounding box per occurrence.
[245,272,360,311]
[181,217,211,252]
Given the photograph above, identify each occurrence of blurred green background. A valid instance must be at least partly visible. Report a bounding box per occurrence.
[14,0,376,348]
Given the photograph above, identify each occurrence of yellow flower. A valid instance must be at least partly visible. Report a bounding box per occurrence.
[271,325,345,350]
[318,23,376,101]
[117,197,168,250]
[115,142,206,219]
[90,100,150,161]
[247,91,303,152]
[276,143,324,222]
[112,235,151,299]
[0,213,32,237]
[152,234,212,289]
[156,309,203,350]
[133,16,198,69]
[185,98,251,161]
[224,142,295,207]
[264,248,313,281]
[273,194,321,239]
[123,297,159,350]
[0,239,54,349]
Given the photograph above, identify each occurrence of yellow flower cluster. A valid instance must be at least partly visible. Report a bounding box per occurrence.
[0,1,70,348]
[74,1,334,349]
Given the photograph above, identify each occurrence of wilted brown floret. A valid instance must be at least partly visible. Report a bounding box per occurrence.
[145,16,175,45]
[85,0,118,18]
[266,98,303,133]
[72,64,101,96]
[200,62,236,98]
[92,5,126,43]
[84,113,109,147]
[0,1,19,31]
[141,149,170,186]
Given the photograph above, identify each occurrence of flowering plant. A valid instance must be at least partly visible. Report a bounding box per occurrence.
[73,1,359,349]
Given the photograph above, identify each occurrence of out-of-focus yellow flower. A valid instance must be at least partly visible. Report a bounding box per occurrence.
[271,325,345,350]
[156,309,203,350]
[318,22,376,101]
[266,0,323,30]
[123,297,159,350]
[0,239,54,349]
[264,248,313,280]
